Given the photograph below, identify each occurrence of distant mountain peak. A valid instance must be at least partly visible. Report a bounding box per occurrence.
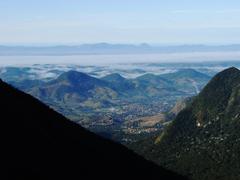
[138,73,157,78]
[41,70,109,98]
[108,73,124,78]
[59,70,90,78]
[160,68,210,80]
[178,68,200,73]
[56,70,97,84]
[102,73,126,82]
[137,73,164,80]
[177,68,209,77]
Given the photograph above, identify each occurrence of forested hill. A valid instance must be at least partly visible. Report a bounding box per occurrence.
[140,67,240,180]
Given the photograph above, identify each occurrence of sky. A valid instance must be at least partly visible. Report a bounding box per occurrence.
[1,0,240,45]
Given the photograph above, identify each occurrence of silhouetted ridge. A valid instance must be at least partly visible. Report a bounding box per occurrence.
[194,67,240,119]
[1,79,186,180]
[201,67,240,93]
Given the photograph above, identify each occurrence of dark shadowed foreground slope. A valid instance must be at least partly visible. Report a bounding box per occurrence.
[0,80,186,180]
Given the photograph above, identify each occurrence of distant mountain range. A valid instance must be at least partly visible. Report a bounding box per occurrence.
[25,68,209,107]
[132,67,240,180]
[1,43,240,55]
[1,78,188,180]
[9,68,210,143]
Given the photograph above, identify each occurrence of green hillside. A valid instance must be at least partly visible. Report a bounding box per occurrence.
[138,67,240,180]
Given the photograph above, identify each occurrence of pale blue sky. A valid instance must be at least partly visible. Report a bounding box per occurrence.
[1,0,240,45]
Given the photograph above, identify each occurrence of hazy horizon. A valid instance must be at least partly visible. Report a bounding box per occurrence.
[1,52,240,66]
[1,1,240,64]
[1,0,240,45]
[2,43,240,47]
